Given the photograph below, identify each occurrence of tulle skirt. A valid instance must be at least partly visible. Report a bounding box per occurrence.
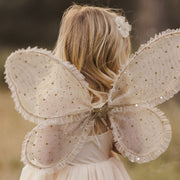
[20,157,131,180]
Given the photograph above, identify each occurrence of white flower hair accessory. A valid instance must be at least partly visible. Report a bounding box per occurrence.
[115,16,131,38]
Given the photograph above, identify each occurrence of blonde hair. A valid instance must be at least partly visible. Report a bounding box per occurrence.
[54,4,131,94]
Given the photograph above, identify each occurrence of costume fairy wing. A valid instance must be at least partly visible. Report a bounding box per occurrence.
[109,29,180,107]
[21,113,94,174]
[5,47,91,123]
[108,29,180,163]
[108,105,171,163]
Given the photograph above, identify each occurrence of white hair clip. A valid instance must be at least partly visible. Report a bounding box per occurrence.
[115,16,131,38]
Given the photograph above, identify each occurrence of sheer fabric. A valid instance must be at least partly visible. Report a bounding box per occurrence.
[20,130,131,180]
[4,29,180,180]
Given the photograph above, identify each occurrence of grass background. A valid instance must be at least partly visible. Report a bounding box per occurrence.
[0,48,180,180]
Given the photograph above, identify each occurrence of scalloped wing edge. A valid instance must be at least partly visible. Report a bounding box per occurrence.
[108,28,180,105]
[21,117,94,175]
[4,47,90,124]
[110,106,172,163]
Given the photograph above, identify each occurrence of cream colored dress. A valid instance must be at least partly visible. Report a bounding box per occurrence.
[5,29,180,180]
[20,130,131,180]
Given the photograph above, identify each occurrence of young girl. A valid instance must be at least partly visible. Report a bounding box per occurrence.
[20,5,132,180]
[5,4,180,180]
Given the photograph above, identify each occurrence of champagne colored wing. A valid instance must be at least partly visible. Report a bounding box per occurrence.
[109,105,171,163]
[21,112,93,174]
[5,47,91,123]
[109,29,180,107]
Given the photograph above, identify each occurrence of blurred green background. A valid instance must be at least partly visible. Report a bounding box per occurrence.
[0,0,180,180]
